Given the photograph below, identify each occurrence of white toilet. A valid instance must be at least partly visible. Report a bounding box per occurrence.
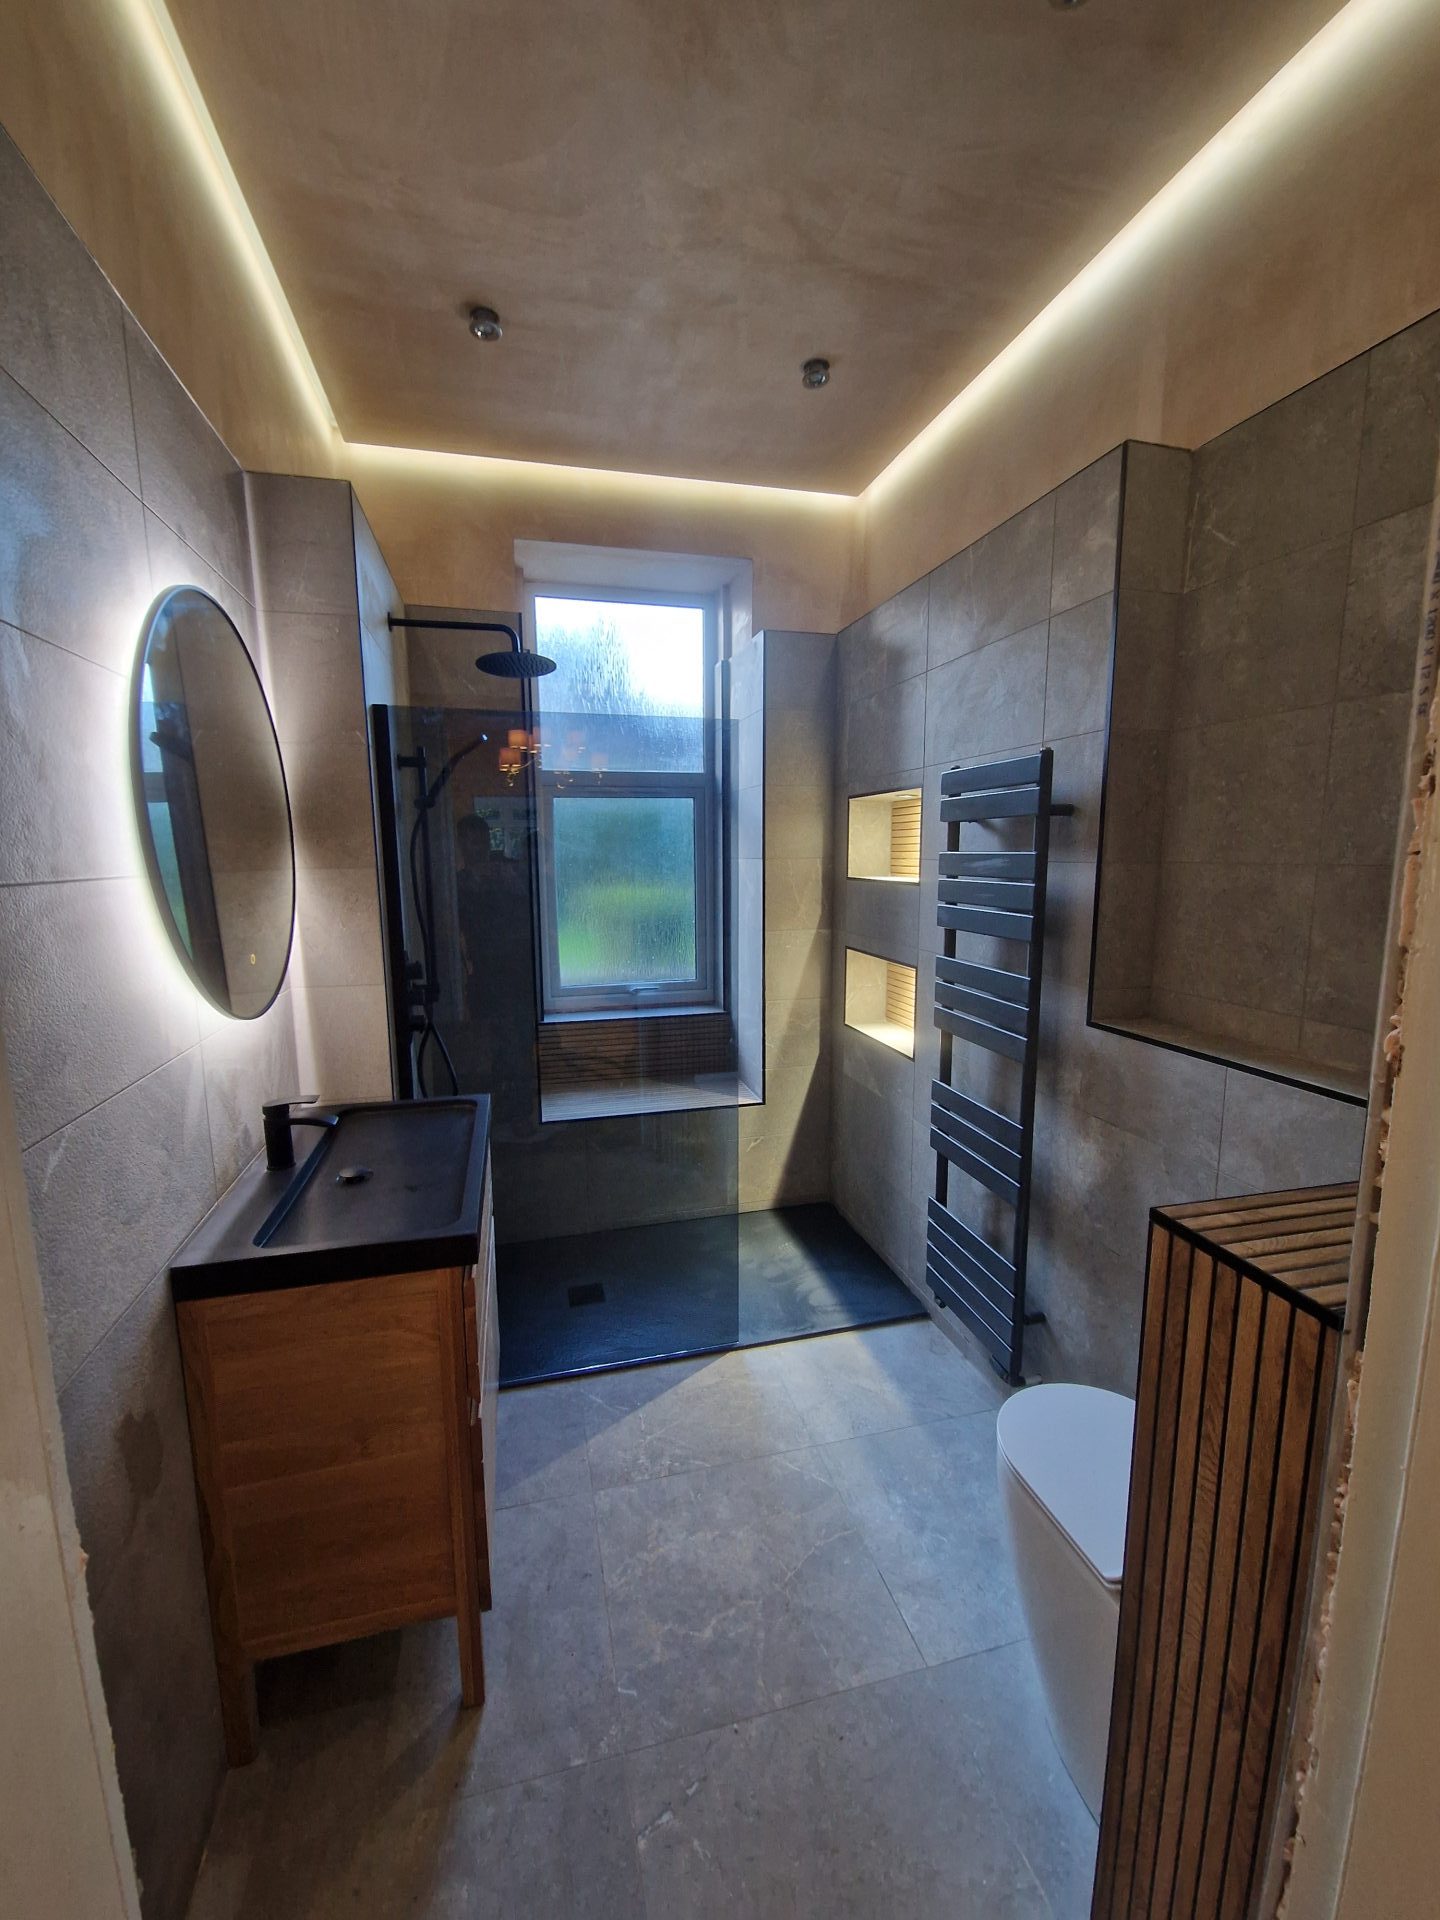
[996,1383,1135,1818]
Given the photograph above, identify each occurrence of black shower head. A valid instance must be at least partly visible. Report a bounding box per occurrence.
[476,647,557,679]
[386,613,554,679]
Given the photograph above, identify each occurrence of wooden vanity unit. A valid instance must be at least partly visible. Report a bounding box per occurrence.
[170,1099,497,1766]
[1092,1183,1354,1920]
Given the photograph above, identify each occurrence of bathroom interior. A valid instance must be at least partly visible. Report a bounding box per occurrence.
[4,4,1440,1919]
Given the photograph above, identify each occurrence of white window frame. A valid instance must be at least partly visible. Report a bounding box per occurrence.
[527,582,721,1017]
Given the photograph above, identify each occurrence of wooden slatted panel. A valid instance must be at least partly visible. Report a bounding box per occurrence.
[1095,1225,1180,1907]
[888,790,921,879]
[1091,1195,1344,1920]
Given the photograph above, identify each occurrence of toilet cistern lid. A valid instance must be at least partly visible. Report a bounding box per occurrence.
[996,1384,1135,1587]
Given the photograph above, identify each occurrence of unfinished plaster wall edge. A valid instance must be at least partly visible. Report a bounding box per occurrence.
[1278,474,1440,1917]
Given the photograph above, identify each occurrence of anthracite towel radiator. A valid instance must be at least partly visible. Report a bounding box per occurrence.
[925,749,1058,1385]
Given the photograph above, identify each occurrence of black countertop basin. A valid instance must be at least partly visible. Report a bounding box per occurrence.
[170,1096,490,1301]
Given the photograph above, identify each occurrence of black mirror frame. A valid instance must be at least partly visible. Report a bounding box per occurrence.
[129,585,296,1020]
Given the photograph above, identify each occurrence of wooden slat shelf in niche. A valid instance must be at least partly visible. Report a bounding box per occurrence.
[1091,1183,1354,1920]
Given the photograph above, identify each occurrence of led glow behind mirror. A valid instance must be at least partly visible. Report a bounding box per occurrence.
[131,587,295,1017]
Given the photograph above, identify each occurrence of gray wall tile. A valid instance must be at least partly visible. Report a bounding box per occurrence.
[1044,593,1113,739]
[86,1411,226,1920]
[246,471,358,615]
[1186,359,1367,586]
[286,733,380,870]
[1099,319,1433,1097]
[124,318,251,596]
[292,982,392,1103]
[844,669,926,790]
[924,621,1046,766]
[264,609,368,744]
[1109,586,1178,730]
[1322,692,1412,865]
[843,876,920,964]
[1172,537,1348,727]
[840,585,926,692]
[1216,1072,1365,1193]
[1337,504,1431,698]
[143,507,256,644]
[1051,451,1120,614]
[835,419,1390,1398]
[1161,707,1330,866]
[23,1049,214,1387]
[1153,859,1316,1016]
[927,494,1053,670]
[0,876,202,1147]
[1118,442,1191,592]
[0,134,386,1918]
[1305,863,1392,1030]
[0,622,134,883]
[0,366,150,673]
[763,628,836,706]
[0,133,140,491]
[1355,309,1440,526]
[200,991,301,1191]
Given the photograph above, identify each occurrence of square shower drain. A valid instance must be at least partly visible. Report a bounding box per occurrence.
[568,1281,606,1308]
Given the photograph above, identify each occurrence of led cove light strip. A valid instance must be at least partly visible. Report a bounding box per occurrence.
[863,0,1431,498]
[120,0,336,440]
[129,0,1423,504]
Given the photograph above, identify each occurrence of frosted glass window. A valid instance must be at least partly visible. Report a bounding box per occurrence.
[529,584,719,1014]
[535,595,706,772]
[552,796,698,988]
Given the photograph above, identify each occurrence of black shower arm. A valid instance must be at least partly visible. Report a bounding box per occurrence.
[386,615,522,652]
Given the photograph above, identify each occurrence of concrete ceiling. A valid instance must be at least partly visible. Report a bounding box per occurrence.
[167,0,1344,492]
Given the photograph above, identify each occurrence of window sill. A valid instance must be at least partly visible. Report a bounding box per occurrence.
[541,1004,726,1026]
[541,1074,760,1123]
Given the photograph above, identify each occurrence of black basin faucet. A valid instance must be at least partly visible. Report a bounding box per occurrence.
[262,1096,340,1171]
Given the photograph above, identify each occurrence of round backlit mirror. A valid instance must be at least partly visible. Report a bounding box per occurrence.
[131,587,294,1017]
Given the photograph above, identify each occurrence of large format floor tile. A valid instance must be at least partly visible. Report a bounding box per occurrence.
[755,1315,1005,1443]
[625,1656,1053,1920]
[596,1447,924,1746]
[191,1753,646,1920]
[580,1346,812,1490]
[495,1377,593,1507]
[188,1321,1092,1920]
[819,1408,1027,1663]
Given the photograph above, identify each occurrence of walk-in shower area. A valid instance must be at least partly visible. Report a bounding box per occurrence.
[370,585,919,1382]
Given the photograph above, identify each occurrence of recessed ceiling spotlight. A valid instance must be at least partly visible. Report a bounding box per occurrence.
[801,357,831,390]
[469,305,504,342]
